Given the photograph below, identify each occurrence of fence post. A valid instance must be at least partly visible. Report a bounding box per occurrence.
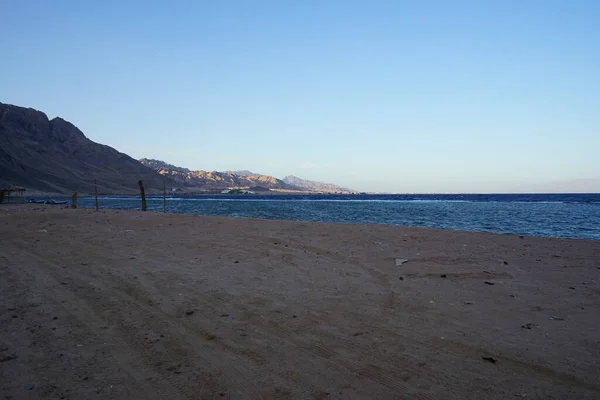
[138,180,147,211]
[94,179,99,211]
[163,180,166,213]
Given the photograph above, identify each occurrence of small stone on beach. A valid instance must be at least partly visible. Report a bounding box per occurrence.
[482,356,497,364]
[0,354,18,362]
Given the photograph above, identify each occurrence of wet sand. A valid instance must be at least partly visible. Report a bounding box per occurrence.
[1,205,599,399]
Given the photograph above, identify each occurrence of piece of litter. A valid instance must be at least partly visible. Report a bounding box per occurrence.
[521,323,534,329]
[550,316,564,321]
[440,274,447,278]
[0,354,18,362]
[463,301,473,305]
[37,229,47,233]
[395,259,409,266]
[484,281,495,285]
[482,356,497,364]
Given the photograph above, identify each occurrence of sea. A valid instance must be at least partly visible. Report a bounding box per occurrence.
[37,193,600,240]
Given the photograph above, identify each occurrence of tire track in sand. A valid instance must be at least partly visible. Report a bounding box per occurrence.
[9,242,269,400]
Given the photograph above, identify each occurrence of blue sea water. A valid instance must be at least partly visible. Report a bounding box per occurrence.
[44,193,600,240]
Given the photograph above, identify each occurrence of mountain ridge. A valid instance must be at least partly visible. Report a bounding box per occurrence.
[0,101,352,194]
[138,159,300,191]
[139,159,353,192]
[282,175,352,193]
[0,102,168,194]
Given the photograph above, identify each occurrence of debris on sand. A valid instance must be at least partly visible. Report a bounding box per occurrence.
[395,259,409,266]
[482,356,497,364]
[0,354,18,362]
[484,281,495,285]
[521,323,534,329]
[550,316,565,321]
[185,310,194,316]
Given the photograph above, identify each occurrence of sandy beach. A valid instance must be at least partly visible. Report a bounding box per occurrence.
[1,205,599,399]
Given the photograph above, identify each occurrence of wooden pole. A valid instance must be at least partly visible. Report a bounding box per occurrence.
[163,180,166,213]
[94,179,99,211]
[138,180,147,211]
[71,192,78,209]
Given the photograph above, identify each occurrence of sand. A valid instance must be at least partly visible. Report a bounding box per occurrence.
[1,205,599,399]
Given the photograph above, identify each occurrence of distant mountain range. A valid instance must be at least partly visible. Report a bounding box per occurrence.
[282,175,351,193]
[139,159,352,193]
[139,159,299,191]
[0,102,352,194]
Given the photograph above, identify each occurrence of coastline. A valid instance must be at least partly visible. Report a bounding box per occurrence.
[1,205,599,399]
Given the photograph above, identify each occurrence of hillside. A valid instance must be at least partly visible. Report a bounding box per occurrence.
[282,175,351,193]
[139,159,300,191]
[0,103,168,194]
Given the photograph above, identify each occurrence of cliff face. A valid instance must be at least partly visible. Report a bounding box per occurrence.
[139,159,300,190]
[0,103,167,194]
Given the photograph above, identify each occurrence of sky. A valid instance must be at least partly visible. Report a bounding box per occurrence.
[1,0,599,193]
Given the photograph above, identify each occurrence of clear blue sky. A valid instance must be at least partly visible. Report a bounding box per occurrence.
[1,0,599,193]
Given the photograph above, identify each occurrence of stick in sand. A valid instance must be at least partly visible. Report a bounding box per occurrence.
[163,180,166,213]
[93,179,99,211]
[138,180,147,211]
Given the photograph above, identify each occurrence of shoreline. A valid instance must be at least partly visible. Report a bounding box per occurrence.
[7,198,599,241]
[1,205,599,398]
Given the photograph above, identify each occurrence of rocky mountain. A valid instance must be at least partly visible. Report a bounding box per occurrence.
[139,159,300,191]
[139,158,191,173]
[282,175,351,193]
[0,102,168,194]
